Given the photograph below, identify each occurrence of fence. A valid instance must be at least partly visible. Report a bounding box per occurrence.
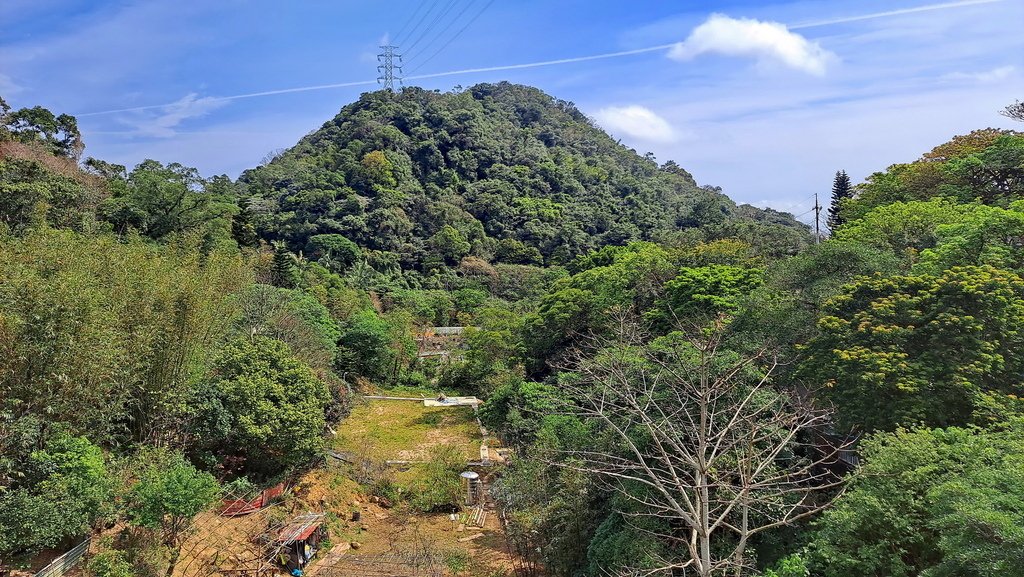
[221,483,286,516]
[34,537,90,577]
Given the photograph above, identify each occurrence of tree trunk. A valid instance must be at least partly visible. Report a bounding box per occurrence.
[699,474,712,577]
[164,547,181,577]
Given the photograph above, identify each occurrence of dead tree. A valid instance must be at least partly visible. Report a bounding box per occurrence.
[554,318,847,577]
[1001,99,1023,122]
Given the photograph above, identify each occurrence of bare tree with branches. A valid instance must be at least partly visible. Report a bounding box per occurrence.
[1001,100,1024,122]
[552,318,848,577]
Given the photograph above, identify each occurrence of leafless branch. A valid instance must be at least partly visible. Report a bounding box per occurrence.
[547,313,850,577]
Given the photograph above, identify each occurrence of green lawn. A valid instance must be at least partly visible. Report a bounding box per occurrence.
[333,399,481,462]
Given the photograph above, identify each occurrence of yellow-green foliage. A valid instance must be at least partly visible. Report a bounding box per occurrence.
[798,265,1024,431]
[0,229,252,443]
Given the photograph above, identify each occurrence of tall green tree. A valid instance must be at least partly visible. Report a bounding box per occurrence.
[335,309,413,383]
[832,199,971,267]
[810,422,1024,577]
[0,104,83,158]
[827,169,852,231]
[125,449,219,577]
[0,428,111,562]
[842,130,1023,220]
[427,224,471,266]
[230,199,260,248]
[915,201,1024,273]
[306,233,361,271]
[0,156,102,232]
[99,160,235,241]
[798,265,1024,431]
[194,337,329,476]
[653,264,763,325]
[0,230,250,444]
[270,242,301,288]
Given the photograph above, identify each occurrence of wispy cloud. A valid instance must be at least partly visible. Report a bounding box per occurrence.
[117,93,226,137]
[594,105,676,143]
[79,80,380,116]
[669,14,836,75]
[942,65,1016,83]
[72,1,1008,118]
[789,0,1005,29]
[0,73,23,95]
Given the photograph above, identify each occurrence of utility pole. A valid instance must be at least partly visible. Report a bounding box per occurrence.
[377,45,403,91]
[813,192,821,244]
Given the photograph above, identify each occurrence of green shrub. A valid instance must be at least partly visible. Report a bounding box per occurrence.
[409,444,465,512]
[87,544,133,577]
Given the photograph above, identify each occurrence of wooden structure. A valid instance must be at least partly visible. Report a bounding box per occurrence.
[271,514,327,574]
[422,395,481,407]
[414,326,468,360]
[808,428,860,478]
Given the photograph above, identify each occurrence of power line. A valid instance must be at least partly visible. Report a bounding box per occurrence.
[77,43,672,116]
[392,0,429,46]
[792,199,818,219]
[407,0,495,74]
[74,0,998,116]
[404,0,462,55]
[394,0,441,47]
[403,0,477,64]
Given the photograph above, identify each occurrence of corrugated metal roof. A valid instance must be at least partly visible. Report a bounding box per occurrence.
[276,514,324,543]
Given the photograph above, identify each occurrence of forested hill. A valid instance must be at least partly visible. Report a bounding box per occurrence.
[240,82,810,271]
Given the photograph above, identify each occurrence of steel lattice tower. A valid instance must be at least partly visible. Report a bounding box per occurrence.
[377,45,403,91]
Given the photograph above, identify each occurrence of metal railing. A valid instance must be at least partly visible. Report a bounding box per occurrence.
[34,537,90,577]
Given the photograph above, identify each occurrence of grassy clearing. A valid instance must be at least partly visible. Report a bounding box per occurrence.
[333,400,481,462]
[373,385,453,397]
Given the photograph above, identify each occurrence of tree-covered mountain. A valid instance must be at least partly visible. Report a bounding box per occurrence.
[240,82,810,273]
[6,84,1020,577]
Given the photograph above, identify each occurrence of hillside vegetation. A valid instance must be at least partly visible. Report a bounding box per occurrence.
[241,82,810,275]
[2,89,1024,577]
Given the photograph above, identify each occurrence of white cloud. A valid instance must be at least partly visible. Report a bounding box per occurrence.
[117,93,226,138]
[594,105,675,143]
[942,65,1015,83]
[669,14,836,76]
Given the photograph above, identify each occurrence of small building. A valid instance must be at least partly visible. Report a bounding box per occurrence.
[414,326,471,360]
[808,427,860,478]
[273,514,327,573]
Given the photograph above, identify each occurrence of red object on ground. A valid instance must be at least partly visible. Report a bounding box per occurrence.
[280,522,320,542]
[220,483,286,516]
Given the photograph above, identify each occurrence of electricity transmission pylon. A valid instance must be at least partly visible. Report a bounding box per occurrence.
[377,45,403,91]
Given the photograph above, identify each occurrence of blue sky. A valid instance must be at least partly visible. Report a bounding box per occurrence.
[2,0,1022,221]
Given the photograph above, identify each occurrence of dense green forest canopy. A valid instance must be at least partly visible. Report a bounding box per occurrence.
[239,83,811,274]
[2,89,1024,577]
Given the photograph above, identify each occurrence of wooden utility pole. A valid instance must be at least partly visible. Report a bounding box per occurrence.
[814,192,821,244]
